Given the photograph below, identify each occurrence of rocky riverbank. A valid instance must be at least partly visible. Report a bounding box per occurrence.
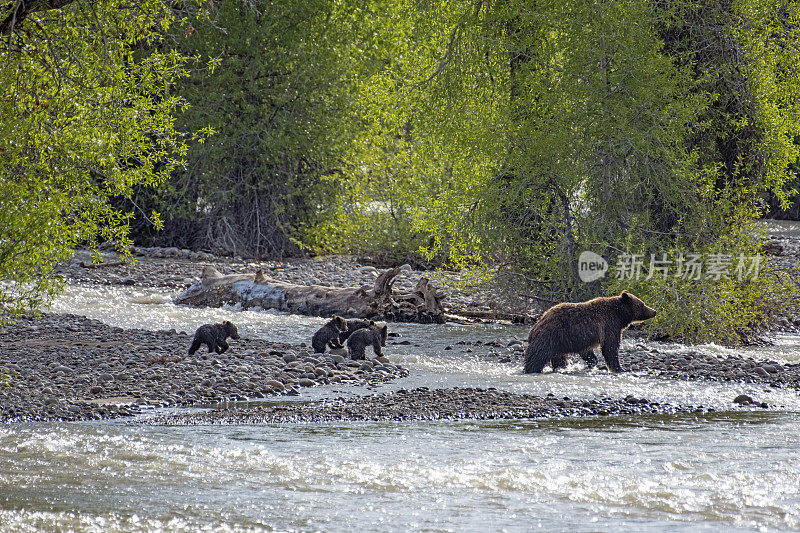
[6,233,799,424]
[0,313,406,422]
[142,387,711,425]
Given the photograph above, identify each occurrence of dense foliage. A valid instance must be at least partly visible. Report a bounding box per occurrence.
[124,1,379,257]
[305,0,800,342]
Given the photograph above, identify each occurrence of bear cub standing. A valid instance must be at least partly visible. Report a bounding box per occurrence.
[523,291,656,373]
[188,321,240,355]
[347,323,389,360]
[330,319,375,349]
[312,316,349,353]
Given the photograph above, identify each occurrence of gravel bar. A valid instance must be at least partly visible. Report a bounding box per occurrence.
[141,387,711,425]
[0,313,406,422]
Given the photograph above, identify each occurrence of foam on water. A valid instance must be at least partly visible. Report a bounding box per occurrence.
[1,415,799,532]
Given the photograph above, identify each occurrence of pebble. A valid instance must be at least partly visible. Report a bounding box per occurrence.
[266,380,286,392]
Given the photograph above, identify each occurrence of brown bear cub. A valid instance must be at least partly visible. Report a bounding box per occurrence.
[188,321,240,355]
[347,323,389,360]
[523,291,657,373]
[311,315,349,353]
[329,319,376,349]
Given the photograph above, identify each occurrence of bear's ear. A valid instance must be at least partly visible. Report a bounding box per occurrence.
[369,320,375,326]
[620,290,631,300]
[381,325,388,333]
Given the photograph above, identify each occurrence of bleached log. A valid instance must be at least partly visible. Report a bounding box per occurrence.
[175,266,445,323]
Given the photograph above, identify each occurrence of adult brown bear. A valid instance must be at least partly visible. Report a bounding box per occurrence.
[523,291,657,373]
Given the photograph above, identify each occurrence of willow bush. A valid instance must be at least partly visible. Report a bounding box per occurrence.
[0,1,196,316]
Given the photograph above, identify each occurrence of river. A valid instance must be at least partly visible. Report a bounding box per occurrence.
[0,282,799,531]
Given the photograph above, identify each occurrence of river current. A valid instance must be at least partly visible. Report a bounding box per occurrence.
[1,282,799,531]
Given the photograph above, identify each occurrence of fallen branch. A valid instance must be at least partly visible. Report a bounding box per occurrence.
[79,261,125,269]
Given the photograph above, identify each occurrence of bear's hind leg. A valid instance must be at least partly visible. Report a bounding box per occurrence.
[311,336,327,353]
[579,349,597,369]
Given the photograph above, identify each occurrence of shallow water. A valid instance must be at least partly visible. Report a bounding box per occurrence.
[0,283,797,531]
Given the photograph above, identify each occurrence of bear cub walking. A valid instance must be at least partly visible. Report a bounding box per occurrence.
[347,323,389,360]
[189,321,240,355]
[524,291,656,373]
[311,316,348,353]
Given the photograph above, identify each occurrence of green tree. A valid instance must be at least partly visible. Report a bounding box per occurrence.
[127,0,377,258]
[318,0,800,342]
[0,1,192,315]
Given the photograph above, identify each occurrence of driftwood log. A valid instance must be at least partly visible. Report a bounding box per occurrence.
[174,266,445,324]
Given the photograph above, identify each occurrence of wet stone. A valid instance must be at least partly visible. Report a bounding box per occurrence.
[734,394,756,405]
[755,367,770,378]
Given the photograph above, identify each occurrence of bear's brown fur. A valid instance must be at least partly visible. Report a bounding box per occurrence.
[311,315,348,353]
[188,321,240,355]
[347,323,388,360]
[330,319,375,349]
[523,291,656,373]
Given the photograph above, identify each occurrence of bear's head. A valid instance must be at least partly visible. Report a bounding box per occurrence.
[224,320,240,339]
[620,291,657,323]
[332,316,348,332]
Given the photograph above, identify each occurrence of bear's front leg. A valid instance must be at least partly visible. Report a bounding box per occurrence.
[328,338,343,349]
[601,335,623,372]
[372,339,383,358]
[216,339,229,354]
[579,349,597,369]
[551,353,568,370]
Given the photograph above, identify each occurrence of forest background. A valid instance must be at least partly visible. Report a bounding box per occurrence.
[2,0,800,344]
